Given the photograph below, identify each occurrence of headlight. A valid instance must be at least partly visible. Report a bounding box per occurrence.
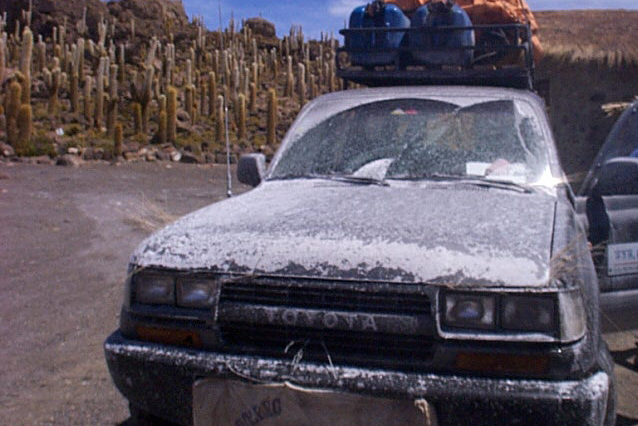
[440,290,572,342]
[134,273,175,305]
[177,278,219,309]
[444,293,496,330]
[502,295,556,332]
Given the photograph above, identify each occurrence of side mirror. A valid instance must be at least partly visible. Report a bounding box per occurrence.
[237,153,266,187]
[591,157,638,196]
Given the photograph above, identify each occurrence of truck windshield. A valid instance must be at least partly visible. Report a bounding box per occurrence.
[270,98,551,186]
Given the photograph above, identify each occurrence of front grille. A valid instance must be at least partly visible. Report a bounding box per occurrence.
[218,279,435,371]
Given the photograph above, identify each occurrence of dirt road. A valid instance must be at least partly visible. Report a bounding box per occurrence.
[0,161,636,425]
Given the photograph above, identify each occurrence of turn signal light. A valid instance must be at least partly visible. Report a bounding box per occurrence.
[136,326,203,349]
[455,352,550,375]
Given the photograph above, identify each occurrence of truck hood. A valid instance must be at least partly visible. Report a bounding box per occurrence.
[132,180,557,288]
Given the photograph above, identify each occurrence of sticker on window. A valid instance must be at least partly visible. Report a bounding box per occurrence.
[607,242,638,276]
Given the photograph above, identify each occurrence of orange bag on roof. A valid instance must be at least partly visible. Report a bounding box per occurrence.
[385,0,543,58]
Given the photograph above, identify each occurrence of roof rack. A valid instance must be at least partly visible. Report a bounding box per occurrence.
[337,23,535,90]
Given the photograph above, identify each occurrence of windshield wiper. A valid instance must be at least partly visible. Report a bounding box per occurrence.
[394,173,533,193]
[328,174,389,186]
[268,173,389,186]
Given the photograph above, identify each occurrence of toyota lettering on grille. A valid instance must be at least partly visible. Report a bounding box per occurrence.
[219,304,429,335]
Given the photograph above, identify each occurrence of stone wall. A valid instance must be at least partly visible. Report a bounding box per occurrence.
[536,59,638,191]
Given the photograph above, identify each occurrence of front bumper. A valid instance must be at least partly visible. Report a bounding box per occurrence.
[105,331,610,426]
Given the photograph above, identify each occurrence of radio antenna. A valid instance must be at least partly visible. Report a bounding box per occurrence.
[219,1,233,198]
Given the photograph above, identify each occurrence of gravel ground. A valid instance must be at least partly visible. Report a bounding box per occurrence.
[0,160,636,425]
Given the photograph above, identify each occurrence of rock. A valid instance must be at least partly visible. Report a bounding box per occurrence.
[243,17,276,38]
[56,154,83,167]
[33,155,53,165]
[204,153,216,164]
[145,152,157,162]
[180,152,202,164]
[124,151,141,161]
[82,147,103,161]
[123,142,140,153]
[170,151,182,162]
[67,147,80,155]
[176,110,191,133]
[1,143,15,157]
[156,150,170,161]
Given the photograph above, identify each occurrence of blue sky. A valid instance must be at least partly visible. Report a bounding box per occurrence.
[182,0,638,40]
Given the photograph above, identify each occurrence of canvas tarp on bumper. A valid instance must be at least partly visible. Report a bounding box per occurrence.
[193,378,437,426]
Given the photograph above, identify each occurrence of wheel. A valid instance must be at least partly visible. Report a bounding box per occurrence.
[129,403,180,426]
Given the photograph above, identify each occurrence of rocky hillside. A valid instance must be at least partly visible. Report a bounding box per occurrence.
[0,0,340,165]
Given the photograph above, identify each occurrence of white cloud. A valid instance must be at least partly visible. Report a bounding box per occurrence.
[328,0,363,17]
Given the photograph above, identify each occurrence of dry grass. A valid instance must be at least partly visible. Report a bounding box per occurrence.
[124,194,179,232]
[536,10,638,67]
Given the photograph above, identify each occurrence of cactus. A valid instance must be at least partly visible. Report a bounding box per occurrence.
[5,81,21,147]
[297,63,306,106]
[114,122,123,157]
[43,62,65,115]
[16,103,32,155]
[284,55,294,97]
[267,88,277,146]
[130,65,154,134]
[131,102,142,135]
[216,95,224,144]
[208,71,217,120]
[118,44,125,83]
[185,85,193,124]
[0,37,5,82]
[249,82,257,113]
[95,57,106,129]
[83,75,93,127]
[19,26,32,105]
[76,7,87,36]
[167,86,177,143]
[106,64,119,137]
[237,93,246,141]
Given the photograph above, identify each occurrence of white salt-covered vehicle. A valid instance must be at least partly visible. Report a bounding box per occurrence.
[104,85,616,426]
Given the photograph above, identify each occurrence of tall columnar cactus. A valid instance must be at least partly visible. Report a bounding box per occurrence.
[249,82,257,114]
[5,80,21,147]
[77,38,85,81]
[69,43,82,113]
[199,74,206,117]
[158,94,167,145]
[106,64,119,137]
[114,122,123,157]
[237,93,246,141]
[130,65,154,134]
[83,75,92,127]
[284,55,294,97]
[184,85,193,125]
[16,103,32,155]
[19,26,32,105]
[43,62,65,115]
[297,63,306,106]
[267,87,277,146]
[95,57,106,129]
[216,95,225,144]
[0,37,6,82]
[208,71,217,120]
[167,85,177,143]
[118,44,125,83]
[131,102,142,135]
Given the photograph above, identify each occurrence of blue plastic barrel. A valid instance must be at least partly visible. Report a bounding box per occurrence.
[409,3,474,67]
[347,3,410,67]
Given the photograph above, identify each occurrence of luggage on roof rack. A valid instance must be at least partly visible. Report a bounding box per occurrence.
[338,0,536,90]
